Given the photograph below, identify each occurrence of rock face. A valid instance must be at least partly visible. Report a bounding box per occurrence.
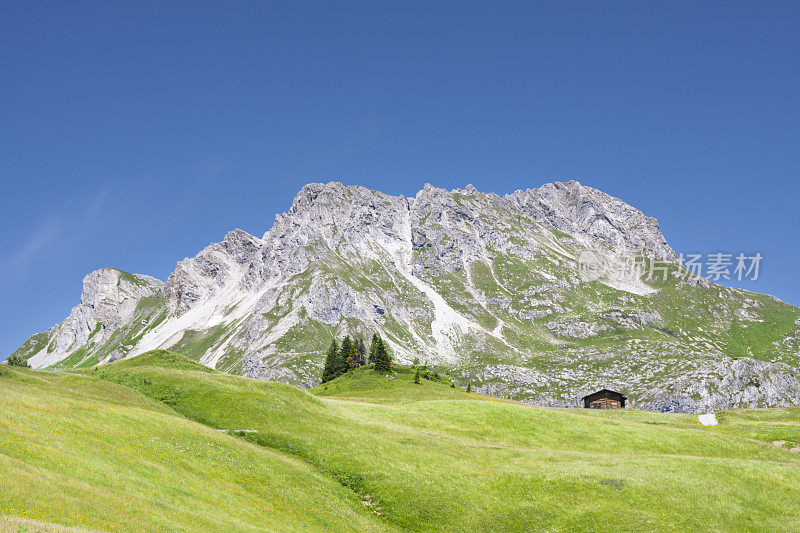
[10,181,800,412]
[20,269,165,369]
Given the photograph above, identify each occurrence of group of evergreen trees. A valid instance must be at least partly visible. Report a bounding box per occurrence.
[4,354,29,368]
[321,333,392,383]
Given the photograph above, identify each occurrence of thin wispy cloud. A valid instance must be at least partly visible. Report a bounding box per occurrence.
[7,186,110,273]
[86,186,109,219]
[11,217,61,268]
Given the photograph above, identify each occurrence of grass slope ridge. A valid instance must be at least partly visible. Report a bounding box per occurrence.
[15,351,790,531]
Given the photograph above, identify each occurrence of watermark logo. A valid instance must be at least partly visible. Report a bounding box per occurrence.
[577,250,606,282]
[575,250,763,283]
[678,252,762,282]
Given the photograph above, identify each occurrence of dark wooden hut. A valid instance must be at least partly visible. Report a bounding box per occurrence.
[582,389,627,409]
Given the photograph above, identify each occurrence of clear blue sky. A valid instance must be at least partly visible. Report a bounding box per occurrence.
[2,1,799,357]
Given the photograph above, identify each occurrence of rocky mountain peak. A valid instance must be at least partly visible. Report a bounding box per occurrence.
[11,180,800,413]
[19,269,164,369]
[81,268,163,308]
[507,180,675,260]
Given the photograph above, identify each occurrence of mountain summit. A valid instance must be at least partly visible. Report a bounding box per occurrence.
[11,181,800,412]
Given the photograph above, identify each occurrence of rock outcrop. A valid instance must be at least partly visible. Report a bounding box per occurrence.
[24,269,164,368]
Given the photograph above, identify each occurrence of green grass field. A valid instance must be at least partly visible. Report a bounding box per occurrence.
[2,351,800,532]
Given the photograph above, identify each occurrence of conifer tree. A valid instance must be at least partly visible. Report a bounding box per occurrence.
[413,369,421,384]
[346,336,363,371]
[368,333,380,364]
[339,335,354,374]
[321,339,339,383]
[5,354,30,368]
[466,382,472,393]
[354,337,367,366]
[372,335,393,372]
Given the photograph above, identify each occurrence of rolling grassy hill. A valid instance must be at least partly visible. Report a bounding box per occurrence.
[2,351,800,532]
[0,359,387,532]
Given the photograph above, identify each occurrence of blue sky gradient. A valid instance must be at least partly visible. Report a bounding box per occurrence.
[2,1,799,357]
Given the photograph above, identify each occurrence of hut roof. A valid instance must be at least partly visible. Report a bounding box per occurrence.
[582,389,627,401]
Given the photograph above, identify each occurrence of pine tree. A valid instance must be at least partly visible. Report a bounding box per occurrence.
[339,336,354,374]
[346,336,363,371]
[354,337,367,367]
[321,339,339,383]
[372,335,393,372]
[466,382,472,393]
[372,336,383,370]
[368,333,380,365]
[413,369,421,384]
[5,354,30,368]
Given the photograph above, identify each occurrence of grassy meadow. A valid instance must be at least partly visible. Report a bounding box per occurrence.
[2,351,800,532]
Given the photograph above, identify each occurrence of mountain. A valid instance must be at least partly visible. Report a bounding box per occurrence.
[10,181,800,412]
